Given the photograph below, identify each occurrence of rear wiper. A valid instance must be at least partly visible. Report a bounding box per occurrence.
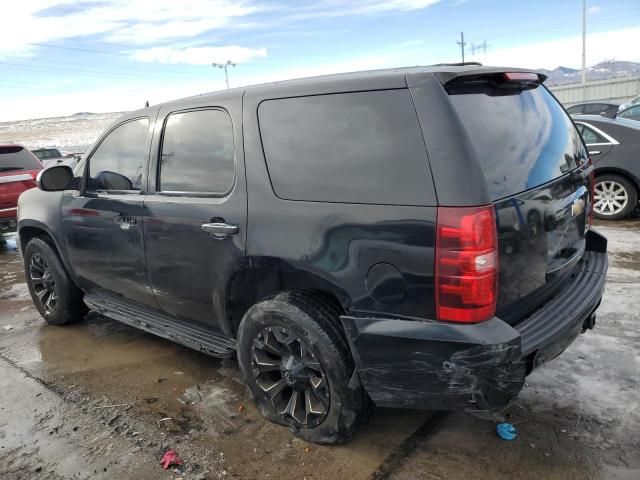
[0,166,25,172]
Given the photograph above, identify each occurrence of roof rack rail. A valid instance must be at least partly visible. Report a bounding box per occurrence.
[430,62,483,67]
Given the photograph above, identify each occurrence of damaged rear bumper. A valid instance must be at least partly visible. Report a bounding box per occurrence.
[341,230,608,413]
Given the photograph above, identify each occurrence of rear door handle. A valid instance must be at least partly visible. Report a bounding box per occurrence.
[588,150,601,156]
[201,222,239,239]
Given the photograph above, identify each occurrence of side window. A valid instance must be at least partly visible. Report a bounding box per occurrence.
[580,125,607,144]
[583,104,603,115]
[258,90,433,205]
[620,106,640,120]
[88,118,149,191]
[159,109,235,194]
[566,105,582,115]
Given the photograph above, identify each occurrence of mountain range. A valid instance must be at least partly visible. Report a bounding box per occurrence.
[539,60,640,85]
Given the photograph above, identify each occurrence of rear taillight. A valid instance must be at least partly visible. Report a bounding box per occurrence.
[435,206,498,323]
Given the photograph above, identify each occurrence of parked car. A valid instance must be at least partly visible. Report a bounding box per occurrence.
[618,94,640,111]
[574,115,640,219]
[617,104,640,122]
[0,145,42,232]
[31,147,78,169]
[566,101,620,117]
[18,66,608,444]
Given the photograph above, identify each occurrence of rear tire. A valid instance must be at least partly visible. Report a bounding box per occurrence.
[593,174,637,220]
[237,291,367,444]
[24,238,87,325]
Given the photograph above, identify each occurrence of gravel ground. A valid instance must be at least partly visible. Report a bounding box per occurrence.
[0,219,638,480]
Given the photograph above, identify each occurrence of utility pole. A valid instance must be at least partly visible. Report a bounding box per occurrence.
[212,60,236,89]
[457,32,466,63]
[581,0,587,102]
[470,40,489,56]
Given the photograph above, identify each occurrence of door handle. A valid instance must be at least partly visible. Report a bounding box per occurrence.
[201,222,239,240]
[588,150,601,156]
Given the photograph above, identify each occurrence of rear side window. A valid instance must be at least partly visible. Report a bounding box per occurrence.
[258,90,433,205]
[159,109,235,194]
[583,104,603,114]
[577,124,607,144]
[88,118,149,191]
[448,85,585,200]
[0,146,42,171]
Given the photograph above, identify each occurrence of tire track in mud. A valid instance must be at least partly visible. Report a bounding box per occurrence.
[369,411,450,480]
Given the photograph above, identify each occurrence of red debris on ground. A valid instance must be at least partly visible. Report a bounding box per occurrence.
[160,449,183,470]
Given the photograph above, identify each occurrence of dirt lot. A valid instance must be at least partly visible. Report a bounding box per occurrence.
[0,220,638,480]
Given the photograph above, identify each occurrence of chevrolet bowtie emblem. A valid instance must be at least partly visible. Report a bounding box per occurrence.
[571,197,586,217]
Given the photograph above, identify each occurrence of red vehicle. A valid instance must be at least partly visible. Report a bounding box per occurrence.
[0,145,42,232]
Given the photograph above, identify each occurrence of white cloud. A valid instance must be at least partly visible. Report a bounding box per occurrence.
[1,0,443,57]
[0,0,260,56]
[588,5,601,14]
[471,26,640,69]
[133,46,267,65]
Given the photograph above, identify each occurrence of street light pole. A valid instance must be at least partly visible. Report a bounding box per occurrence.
[212,60,236,89]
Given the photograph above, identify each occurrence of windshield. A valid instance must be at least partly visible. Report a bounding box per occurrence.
[0,146,43,171]
[448,84,587,200]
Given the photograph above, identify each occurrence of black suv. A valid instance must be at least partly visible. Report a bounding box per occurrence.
[18,66,608,444]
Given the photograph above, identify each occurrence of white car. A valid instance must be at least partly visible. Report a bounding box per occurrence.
[618,95,640,112]
[31,148,79,169]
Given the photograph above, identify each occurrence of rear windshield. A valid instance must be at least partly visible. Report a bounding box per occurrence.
[0,146,42,171]
[448,84,586,200]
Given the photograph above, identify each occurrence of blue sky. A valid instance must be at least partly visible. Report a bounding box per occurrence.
[1,0,639,121]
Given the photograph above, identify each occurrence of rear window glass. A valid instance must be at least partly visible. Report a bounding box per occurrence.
[0,146,42,171]
[448,85,585,200]
[258,90,434,205]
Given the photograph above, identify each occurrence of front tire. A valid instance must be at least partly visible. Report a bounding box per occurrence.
[237,291,367,444]
[24,238,87,325]
[594,174,638,220]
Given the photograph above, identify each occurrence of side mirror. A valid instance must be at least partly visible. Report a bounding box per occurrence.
[36,165,74,191]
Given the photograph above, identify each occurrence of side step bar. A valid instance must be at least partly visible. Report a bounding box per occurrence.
[84,294,236,358]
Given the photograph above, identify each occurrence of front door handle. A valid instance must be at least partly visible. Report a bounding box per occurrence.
[588,150,601,156]
[201,222,239,240]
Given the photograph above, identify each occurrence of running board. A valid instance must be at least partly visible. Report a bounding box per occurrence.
[84,294,236,358]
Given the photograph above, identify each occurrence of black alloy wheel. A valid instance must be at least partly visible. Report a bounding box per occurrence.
[251,326,330,428]
[29,252,58,315]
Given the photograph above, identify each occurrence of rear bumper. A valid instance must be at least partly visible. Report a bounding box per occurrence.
[341,230,608,413]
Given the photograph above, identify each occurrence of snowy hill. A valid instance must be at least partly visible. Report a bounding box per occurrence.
[540,61,640,85]
[0,112,125,152]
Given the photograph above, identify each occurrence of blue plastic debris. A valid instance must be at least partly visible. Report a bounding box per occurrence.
[496,422,517,441]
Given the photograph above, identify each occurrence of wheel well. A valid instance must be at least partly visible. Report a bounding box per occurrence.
[225,268,347,338]
[18,226,55,254]
[594,169,640,194]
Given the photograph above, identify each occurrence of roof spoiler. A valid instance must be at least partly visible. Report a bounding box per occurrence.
[435,68,547,86]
